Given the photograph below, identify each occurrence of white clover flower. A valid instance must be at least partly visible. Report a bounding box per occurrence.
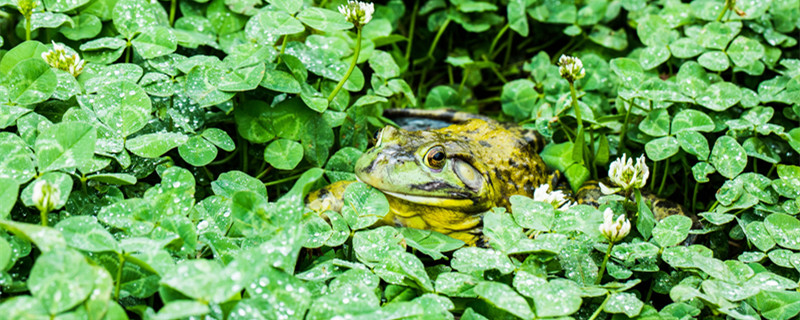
[599,208,630,243]
[31,179,60,213]
[601,154,649,194]
[41,41,85,77]
[338,0,374,27]
[532,184,574,211]
[558,55,586,82]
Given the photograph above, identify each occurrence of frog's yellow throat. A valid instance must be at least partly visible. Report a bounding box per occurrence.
[381,194,484,245]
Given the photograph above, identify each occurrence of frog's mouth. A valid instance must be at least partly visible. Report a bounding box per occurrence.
[356,176,477,207]
[381,190,478,208]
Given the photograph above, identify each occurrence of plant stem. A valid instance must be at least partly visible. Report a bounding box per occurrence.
[279,34,289,56]
[328,27,361,102]
[588,294,611,320]
[255,166,272,180]
[708,200,719,212]
[169,0,177,26]
[264,173,303,186]
[482,54,507,83]
[427,18,450,59]
[502,30,513,67]
[618,99,633,153]
[114,252,127,300]
[404,0,419,61]
[569,81,591,168]
[692,182,699,212]
[716,0,732,21]
[458,68,470,92]
[39,209,48,226]
[658,159,670,195]
[25,16,31,40]
[596,242,614,285]
[488,23,509,57]
[209,148,239,166]
[569,81,583,131]
[650,160,658,190]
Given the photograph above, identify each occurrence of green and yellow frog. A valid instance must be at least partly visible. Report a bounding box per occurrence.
[307,113,556,245]
[307,111,683,245]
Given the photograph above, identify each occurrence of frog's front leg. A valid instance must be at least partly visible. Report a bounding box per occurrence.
[307,180,404,229]
[306,180,354,213]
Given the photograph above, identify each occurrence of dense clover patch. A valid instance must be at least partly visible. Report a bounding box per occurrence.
[0,0,799,319]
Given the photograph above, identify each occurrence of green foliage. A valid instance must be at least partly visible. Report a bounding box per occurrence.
[0,0,798,318]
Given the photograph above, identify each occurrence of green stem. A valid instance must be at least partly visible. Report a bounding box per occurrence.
[708,200,719,212]
[25,15,31,41]
[447,65,454,85]
[482,55,507,83]
[618,99,633,153]
[169,0,177,26]
[255,166,271,180]
[114,252,127,300]
[569,81,591,168]
[588,294,611,320]
[766,163,777,178]
[279,34,289,56]
[458,68,470,93]
[716,0,732,21]
[488,23,509,57]
[39,208,49,226]
[650,160,658,190]
[209,148,239,166]
[692,182,699,213]
[596,242,614,284]
[328,27,361,102]
[752,157,758,174]
[502,30,513,67]
[658,159,670,195]
[569,81,583,131]
[404,0,419,61]
[557,118,576,142]
[264,173,303,186]
[426,18,450,59]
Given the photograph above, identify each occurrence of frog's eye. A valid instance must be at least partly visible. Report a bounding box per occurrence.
[424,146,446,169]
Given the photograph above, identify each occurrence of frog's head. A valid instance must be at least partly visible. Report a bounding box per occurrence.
[354,125,495,212]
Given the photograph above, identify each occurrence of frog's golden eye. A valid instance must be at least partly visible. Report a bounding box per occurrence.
[424,146,446,169]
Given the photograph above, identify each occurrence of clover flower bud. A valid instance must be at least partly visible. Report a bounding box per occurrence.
[558,55,585,82]
[532,184,574,211]
[32,179,60,213]
[16,0,37,17]
[338,0,374,27]
[601,154,649,194]
[41,41,86,77]
[599,208,630,243]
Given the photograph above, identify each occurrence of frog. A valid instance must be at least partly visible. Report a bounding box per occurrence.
[306,110,686,246]
[307,115,552,245]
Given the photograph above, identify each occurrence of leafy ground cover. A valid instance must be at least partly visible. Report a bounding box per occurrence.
[0,0,800,318]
